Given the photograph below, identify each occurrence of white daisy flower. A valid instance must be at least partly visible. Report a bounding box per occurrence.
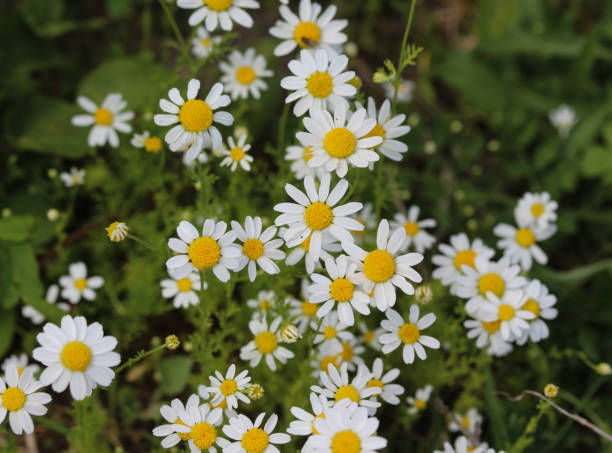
[310,345,342,378]
[365,357,404,407]
[311,362,380,410]
[406,384,433,414]
[59,262,104,304]
[220,135,254,171]
[0,365,51,435]
[494,222,555,271]
[287,392,332,447]
[183,142,211,167]
[280,49,356,116]
[448,407,483,434]
[480,290,535,342]
[296,102,382,177]
[283,228,341,274]
[60,167,86,188]
[514,192,558,230]
[455,256,527,315]
[390,206,437,253]
[515,279,558,344]
[207,364,251,411]
[1,355,39,378]
[247,290,277,320]
[71,93,133,148]
[220,412,290,453]
[177,0,260,31]
[308,254,370,326]
[549,104,577,137]
[274,174,363,261]
[198,386,238,421]
[131,130,163,153]
[269,0,347,57]
[22,284,70,325]
[337,336,365,372]
[432,233,495,296]
[435,436,488,453]
[380,306,440,365]
[349,202,376,243]
[33,315,121,400]
[285,143,325,180]
[288,280,319,333]
[463,316,513,357]
[192,27,221,59]
[383,78,415,104]
[358,322,384,351]
[166,219,240,281]
[170,395,226,452]
[313,311,353,354]
[106,221,129,242]
[342,219,423,311]
[239,316,295,371]
[220,48,273,100]
[160,270,205,309]
[154,79,233,162]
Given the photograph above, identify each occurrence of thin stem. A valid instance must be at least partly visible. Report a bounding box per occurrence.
[277,102,290,151]
[158,0,185,50]
[392,0,417,113]
[115,343,167,375]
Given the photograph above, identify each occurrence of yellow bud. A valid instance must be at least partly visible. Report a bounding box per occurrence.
[544,384,559,398]
[596,362,611,375]
[165,335,180,350]
[247,383,264,400]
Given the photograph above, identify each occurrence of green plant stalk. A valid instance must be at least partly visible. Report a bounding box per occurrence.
[484,364,510,450]
[157,0,191,67]
[115,343,168,374]
[508,401,550,453]
[392,0,417,113]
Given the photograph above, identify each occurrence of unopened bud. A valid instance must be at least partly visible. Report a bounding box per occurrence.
[247,383,264,400]
[165,335,180,350]
[544,384,558,398]
[596,362,611,375]
[415,285,433,303]
[280,325,301,344]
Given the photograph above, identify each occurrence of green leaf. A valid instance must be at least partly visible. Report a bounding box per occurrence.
[19,0,105,38]
[0,308,16,357]
[22,295,65,324]
[159,356,192,395]
[581,145,612,185]
[0,216,37,241]
[3,243,44,308]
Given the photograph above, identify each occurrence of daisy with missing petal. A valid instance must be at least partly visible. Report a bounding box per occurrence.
[494,222,555,271]
[311,363,380,410]
[383,78,415,104]
[480,290,535,342]
[33,315,121,400]
[71,93,133,148]
[177,0,260,31]
[106,221,128,242]
[269,0,348,57]
[343,219,424,311]
[280,49,356,116]
[365,358,404,408]
[274,174,363,261]
[515,279,558,344]
[2,355,39,377]
[0,365,51,435]
[207,364,251,411]
[220,48,273,100]
[166,219,240,281]
[463,316,513,357]
[514,192,558,230]
[220,412,291,453]
[247,290,277,320]
[406,384,433,415]
[288,280,319,333]
[308,255,370,326]
[285,143,325,180]
[131,131,163,153]
[358,322,384,351]
[449,408,483,434]
[435,436,488,453]
[390,206,437,253]
[313,311,353,354]
[154,79,233,162]
[380,305,440,364]
[296,103,382,177]
[283,228,341,274]
[160,270,206,309]
[220,135,253,171]
[60,167,86,187]
[22,284,70,325]
[59,262,104,304]
[192,27,221,59]
[287,393,332,448]
[240,316,295,371]
[171,396,225,452]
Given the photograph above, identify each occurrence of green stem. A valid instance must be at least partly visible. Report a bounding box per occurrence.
[277,102,290,152]
[157,0,191,67]
[392,0,417,113]
[35,416,69,435]
[115,343,167,375]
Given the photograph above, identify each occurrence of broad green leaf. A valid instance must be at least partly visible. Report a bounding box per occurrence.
[19,0,105,38]
[0,216,37,242]
[21,295,65,324]
[3,243,44,308]
[0,309,16,358]
[159,356,193,396]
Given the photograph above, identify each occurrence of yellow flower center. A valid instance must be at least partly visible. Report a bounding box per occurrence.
[187,237,221,270]
[363,124,385,150]
[415,399,427,410]
[254,331,278,354]
[301,233,312,251]
[312,413,325,434]
[220,379,238,396]
[60,341,92,372]
[522,298,540,318]
[307,71,333,98]
[294,21,321,48]
[74,278,88,291]
[323,326,337,340]
[230,146,246,162]
[320,355,339,372]
[331,430,361,453]
[241,428,269,453]
[179,99,213,133]
[201,37,212,47]
[330,278,354,302]
[340,342,353,362]
[144,136,162,153]
[363,249,396,282]
[323,127,356,159]
[94,108,113,126]
[235,66,256,85]
[17,367,24,376]
[243,238,264,260]
[260,300,271,310]
[304,202,333,231]
[482,320,501,333]
[177,277,192,292]
[467,447,476,452]
[398,323,420,344]
[461,416,470,428]
[515,228,535,247]
[498,304,515,321]
[303,146,314,162]
[2,387,26,412]
[364,330,375,344]
[404,221,419,236]
[453,249,476,270]
[335,385,359,403]
[107,221,121,239]
[531,203,545,217]
[176,418,191,440]
[302,301,318,316]
[478,273,505,297]
[209,399,228,410]
[191,422,216,450]
[367,378,383,396]
[204,0,233,12]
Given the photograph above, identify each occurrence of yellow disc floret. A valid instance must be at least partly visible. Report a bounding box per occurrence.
[304,202,333,230]
[531,203,545,217]
[515,228,535,247]
[363,249,396,282]
[454,249,476,270]
[330,278,354,302]
[363,123,385,148]
[94,108,113,126]
[398,323,420,344]
[324,128,356,159]
[61,341,92,372]
[74,278,88,291]
[340,342,353,362]
[220,379,238,396]
[522,298,540,318]
[179,99,213,133]
[176,418,191,440]
[205,0,233,12]
[302,301,318,316]
[254,331,278,354]
[301,233,312,251]
[293,21,321,48]
[415,399,427,410]
[144,136,162,153]
[2,387,26,412]
[241,428,269,453]
[236,66,256,85]
[320,355,339,372]
[498,304,515,321]
[188,237,221,270]
[307,72,333,98]
[323,326,337,339]
[482,320,501,333]
[331,430,361,453]
[335,385,359,403]
[177,277,192,292]
[191,422,216,450]
[367,378,383,396]
[303,146,314,162]
[404,221,420,236]
[243,238,264,260]
[478,273,505,297]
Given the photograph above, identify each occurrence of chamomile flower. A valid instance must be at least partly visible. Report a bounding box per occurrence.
[171,397,225,452]
[177,0,260,31]
[308,255,370,326]
[153,395,198,449]
[166,219,240,281]
[337,337,365,372]
[287,393,332,444]
[449,407,483,434]
[198,387,238,421]
[463,316,513,357]
[288,280,319,333]
[342,219,424,311]
[383,78,414,104]
[358,322,384,351]
[350,202,376,243]
[71,93,133,148]
[220,48,273,100]
[160,270,205,309]
[435,436,488,453]
[0,365,51,435]
[192,27,221,59]
[131,131,163,153]
[296,103,382,177]
[549,104,577,137]
[494,222,555,271]
[455,256,527,315]
[283,228,341,274]
[59,262,104,304]
[274,174,363,261]
[390,206,437,253]
[207,364,251,411]
[22,284,70,325]
[515,279,558,344]
[60,167,86,187]
[240,316,295,371]
[514,192,558,230]
[106,221,128,242]
[310,345,342,377]
[365,358,405,407]
[1,355,39,377]
[247,290,277,319]
[406,384,433,415]
[280,49,356,116]
[33,315,121,400]
[269,0,348,57]
[432,233,495,296]
[220,135,253,171]
[313,311,353,354]
[154,79,233,162]
[311,362,380,410]
[480,290,535,342]
[285,143,325,180]
[220,412,291,453]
